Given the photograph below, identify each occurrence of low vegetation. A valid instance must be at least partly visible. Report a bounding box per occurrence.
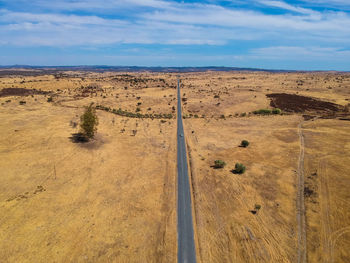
[233,163,246,174]
[96,105,173,119]
[252,108,282,115]
[241,140,249,147]
[213,160,226,169]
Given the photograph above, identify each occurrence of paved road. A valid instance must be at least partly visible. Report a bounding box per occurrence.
[177,78,197,263]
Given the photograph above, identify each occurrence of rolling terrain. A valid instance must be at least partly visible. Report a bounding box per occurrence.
[0,70,349,262]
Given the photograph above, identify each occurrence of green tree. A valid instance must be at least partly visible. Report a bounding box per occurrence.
[80,103,99,140]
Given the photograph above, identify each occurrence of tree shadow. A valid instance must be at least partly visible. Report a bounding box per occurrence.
[231,169,245,174]
[210,165,224,169]
[69,133,89,143]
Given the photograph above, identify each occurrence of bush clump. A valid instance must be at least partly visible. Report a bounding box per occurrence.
[241,140,249,147]
[253,109,271,115]
[47,96,53,102]
[233,163,246,174]
[80,103,99,140]
[253,108,282,115]
[214,160,226,169]
[272,108,282,114]
[254,204,261,210]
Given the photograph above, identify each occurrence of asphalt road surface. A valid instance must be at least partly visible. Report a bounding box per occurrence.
[177,78,197,263]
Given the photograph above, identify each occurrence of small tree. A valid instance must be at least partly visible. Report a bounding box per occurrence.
[80,103,98,140]
[214,160,226,169]
[241,140,249,147]
[233,163,246,174]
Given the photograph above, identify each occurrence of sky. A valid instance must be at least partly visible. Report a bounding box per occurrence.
[0,0,349,70]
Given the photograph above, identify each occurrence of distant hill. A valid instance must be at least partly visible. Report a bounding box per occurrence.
[0,65,347,75]
[0,65,297,74]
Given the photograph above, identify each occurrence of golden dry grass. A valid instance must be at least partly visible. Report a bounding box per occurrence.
[0,70,349,262]
[0,72,177,262]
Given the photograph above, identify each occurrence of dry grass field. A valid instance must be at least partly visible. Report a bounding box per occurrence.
[181,71,350,263]
[0,72,177,262]
[0,70,349,262]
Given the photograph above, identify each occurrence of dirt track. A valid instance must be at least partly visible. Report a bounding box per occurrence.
[297,120,307,263]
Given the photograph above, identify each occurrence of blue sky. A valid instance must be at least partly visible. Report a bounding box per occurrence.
[0,0,349,70]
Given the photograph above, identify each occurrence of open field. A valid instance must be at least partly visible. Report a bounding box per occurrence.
[0,70,350,262]
[0,72,177,262]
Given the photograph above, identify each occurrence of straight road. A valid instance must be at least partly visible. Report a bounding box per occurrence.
[177,78,197,263]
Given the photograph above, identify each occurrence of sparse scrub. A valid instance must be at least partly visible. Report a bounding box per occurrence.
[272,108,282,114]
[255,204,261,210]
[214,160,226,169]
[253,108,282,115]
[253,109,272,115]
[96,105,173,120]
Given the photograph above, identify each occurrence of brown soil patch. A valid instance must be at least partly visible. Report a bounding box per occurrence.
[267,93,342,113]
[0,87,50,97]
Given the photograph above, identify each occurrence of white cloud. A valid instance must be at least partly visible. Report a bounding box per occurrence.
[248,46,350,60]
[0,1,349,47]
[259,1,317,14]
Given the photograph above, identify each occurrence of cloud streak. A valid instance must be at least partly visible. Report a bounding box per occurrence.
[0,1,349,47]
[0,0,349,69]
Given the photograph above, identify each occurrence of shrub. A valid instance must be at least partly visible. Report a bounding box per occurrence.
[233,163,246,174]
[253,109,272,115]
[241,140,249,147]
[80,103,99,140]
[19,100,26,105]
[214,160,226,169]
[240,112,246,117]
[136,107,141,112]
[47,96,53,102]
[272,108,282,114]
